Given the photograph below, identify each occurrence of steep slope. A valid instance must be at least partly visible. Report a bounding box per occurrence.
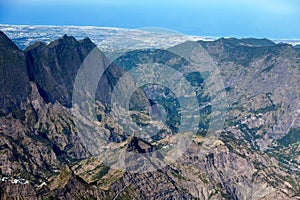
[0,31,31,116]
[216,37,276,47]
[25,35,96,107]
[197,38,300,192]
[0,32,299,199]
[0,32,125,187]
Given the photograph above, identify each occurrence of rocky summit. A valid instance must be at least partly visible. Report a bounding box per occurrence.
[0,30,299,199]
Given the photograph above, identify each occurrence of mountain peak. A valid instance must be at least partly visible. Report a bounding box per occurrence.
[25,34,97,107]
[48,34,77,47]
[0,31,31,115]
[126,135,154,153]
[78,37,94,45]
[215,37,275,47]
[25,41,47,52]
[0,31,19,50]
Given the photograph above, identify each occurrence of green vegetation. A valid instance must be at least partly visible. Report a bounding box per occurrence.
[278,128,300,147]
[115,186,136,200]
[198,173,209,184]
[262,64,275,73]
[95,165,110,180]
[253,104,279,114]
[170,169,186,180]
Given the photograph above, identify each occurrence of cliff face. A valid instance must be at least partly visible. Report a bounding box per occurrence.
[25,35,96,107]
[0,31,299,199]
[199,39,300,175]
[0,31,31,116]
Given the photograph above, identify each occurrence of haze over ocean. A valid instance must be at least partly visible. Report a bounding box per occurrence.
[0,0,299,39]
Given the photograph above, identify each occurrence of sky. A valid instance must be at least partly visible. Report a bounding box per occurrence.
[0,0,299,39]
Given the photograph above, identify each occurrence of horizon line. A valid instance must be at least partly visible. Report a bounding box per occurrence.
[1,23,300,43]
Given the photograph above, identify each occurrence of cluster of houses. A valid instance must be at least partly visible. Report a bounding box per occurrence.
[1,176,29,185]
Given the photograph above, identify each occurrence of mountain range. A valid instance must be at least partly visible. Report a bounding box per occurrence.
[0,29,299,199]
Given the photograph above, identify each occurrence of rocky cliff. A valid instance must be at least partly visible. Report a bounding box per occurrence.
[0,31,299,199]
[0,31,31,116]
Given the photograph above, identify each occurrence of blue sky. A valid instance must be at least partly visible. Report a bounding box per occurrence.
[0,0,299,39]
